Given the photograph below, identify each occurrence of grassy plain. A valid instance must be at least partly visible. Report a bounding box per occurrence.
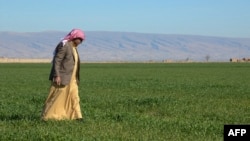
[0,63,249,141]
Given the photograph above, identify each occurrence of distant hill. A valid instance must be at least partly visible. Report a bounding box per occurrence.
[0,31,250,62]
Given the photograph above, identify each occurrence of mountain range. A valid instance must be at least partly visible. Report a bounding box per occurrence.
[0,31,250,62]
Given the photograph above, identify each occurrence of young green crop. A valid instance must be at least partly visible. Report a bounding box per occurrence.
[0,63,249,140]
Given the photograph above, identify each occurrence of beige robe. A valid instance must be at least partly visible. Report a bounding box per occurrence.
[41,47,82,120]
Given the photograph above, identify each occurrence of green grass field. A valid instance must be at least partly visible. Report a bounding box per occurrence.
[0,63,249,141]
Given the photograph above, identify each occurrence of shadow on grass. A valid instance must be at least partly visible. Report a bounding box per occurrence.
[0,114,41,121]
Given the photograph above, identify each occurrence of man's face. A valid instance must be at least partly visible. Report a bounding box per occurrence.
[73,38,83,46]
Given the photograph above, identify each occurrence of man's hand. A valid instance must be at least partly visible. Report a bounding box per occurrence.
[53,76,61,85]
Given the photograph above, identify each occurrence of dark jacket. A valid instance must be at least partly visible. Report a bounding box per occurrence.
[49,42,80,85]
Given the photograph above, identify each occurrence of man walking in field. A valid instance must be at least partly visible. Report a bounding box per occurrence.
[41,29,84,121]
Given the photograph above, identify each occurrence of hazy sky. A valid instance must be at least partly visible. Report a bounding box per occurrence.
[0,0,250,38]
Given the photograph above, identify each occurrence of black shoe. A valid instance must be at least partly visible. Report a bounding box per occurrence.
[76,118,84,122]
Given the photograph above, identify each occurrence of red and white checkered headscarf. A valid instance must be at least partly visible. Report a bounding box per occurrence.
[63,29,85,41]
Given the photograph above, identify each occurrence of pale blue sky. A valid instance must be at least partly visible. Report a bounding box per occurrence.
[0,0,250,38]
